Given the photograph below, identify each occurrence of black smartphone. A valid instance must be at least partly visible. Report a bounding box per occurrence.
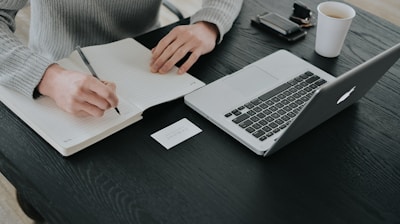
[251,12,307,42]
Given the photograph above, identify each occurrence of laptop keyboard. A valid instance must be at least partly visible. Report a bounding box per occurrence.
[225,71,326,141]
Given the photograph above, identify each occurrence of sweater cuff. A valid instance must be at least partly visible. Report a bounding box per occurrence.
[190,8,232,44]
[19,54,53,98]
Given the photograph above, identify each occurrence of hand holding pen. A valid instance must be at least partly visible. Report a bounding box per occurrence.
[76,46,120,115]
[36,61,119,117]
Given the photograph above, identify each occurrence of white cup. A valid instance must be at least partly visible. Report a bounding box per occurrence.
[315,1,356,58]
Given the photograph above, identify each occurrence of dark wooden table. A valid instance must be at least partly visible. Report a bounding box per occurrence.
[1,0,400,223]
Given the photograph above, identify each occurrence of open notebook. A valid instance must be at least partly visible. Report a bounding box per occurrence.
[185,43,400,156]
[0,38,205,156]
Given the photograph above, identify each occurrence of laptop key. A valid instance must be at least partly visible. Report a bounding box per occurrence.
[273,128,281,133]
[250,116,260,122]
[269,122,278,128]
[247,110,256,116]
[266,132,274,137]
[233,114,249,124]
[258,120,268,126]
[305,71,314,76]
[259,82,291,101]
[253,130,265,138]
[265,116,274,122]
[259,103,269,109]
[300,73,309,79]
[275,119,284,125]
[246,127,256,133]
[232,109,241,116]
[245,103,255,109]
[306,75,320,83]
[252,123,262,130]
[239,120,253,128]
[257,113,266,118]
[315,79,327,86]
[262,126,272,132]
[275,102,284,108]
[253,107,262,113]
[225,113,232,117]
[251,98,262,105]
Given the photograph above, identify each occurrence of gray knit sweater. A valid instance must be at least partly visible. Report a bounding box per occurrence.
[0,0,242,98]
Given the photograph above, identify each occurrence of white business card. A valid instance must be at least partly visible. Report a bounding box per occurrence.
[151,118,202,150]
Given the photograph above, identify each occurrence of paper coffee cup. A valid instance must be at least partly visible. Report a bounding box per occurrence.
[315,1,356,58]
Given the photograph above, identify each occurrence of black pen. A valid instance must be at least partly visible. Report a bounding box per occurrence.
[75,46,120,115]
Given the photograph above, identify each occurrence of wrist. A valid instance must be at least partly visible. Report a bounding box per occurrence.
[37,63,65,97]
[195,21,219,43]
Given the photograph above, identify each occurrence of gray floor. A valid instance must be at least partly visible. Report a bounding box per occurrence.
[1,0,399,223]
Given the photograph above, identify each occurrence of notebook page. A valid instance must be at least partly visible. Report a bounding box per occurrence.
[75,38,205,110]
[0,87,141,151]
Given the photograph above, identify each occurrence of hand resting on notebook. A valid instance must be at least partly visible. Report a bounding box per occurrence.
[150,22,219,75]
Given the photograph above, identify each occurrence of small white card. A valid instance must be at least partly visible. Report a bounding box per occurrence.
[151,118,202,150]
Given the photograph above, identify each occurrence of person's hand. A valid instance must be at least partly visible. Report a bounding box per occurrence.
[37,64,119,117]
[150,21,219,74]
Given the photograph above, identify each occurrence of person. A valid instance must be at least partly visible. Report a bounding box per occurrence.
[0,0,243,117]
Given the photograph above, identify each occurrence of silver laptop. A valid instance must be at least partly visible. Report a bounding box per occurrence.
[184,44,400,156]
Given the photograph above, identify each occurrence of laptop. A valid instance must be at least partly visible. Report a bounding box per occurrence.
[184,43,400,156]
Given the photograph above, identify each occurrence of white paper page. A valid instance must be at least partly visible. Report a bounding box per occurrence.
[0,87,141,150]
[75,38,205,110]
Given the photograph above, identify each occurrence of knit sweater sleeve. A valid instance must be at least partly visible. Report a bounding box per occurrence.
[0,1,53,98]
[190,0,243,43]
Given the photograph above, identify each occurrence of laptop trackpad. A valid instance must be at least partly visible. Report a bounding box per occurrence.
[225,66,278,97]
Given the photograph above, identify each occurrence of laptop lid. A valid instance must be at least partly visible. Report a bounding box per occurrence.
[267,43,400,156]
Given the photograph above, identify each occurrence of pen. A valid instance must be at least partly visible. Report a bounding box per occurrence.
[76,46,120,115]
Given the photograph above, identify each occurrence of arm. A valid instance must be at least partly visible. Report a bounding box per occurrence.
[190,0,244,43]
[0,2,118,117]
[150,0,243,74]
[0,1,51,97]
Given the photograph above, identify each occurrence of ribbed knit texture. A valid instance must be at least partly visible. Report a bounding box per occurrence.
[0,0,242,97]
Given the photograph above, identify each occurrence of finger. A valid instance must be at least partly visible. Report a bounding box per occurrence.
[74,110,92,117]
[85,79,119,108]
[151,29,179,62]
[102,81,117,92]
[80,90,112,111]
[151,38,188,73]
[77,101,106,117]
[153,32,198,74]
[178,49,202,74]
[151,26,192,70]
[157,42,194,74]
[103,82,118,107]
[60,98,104,117]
